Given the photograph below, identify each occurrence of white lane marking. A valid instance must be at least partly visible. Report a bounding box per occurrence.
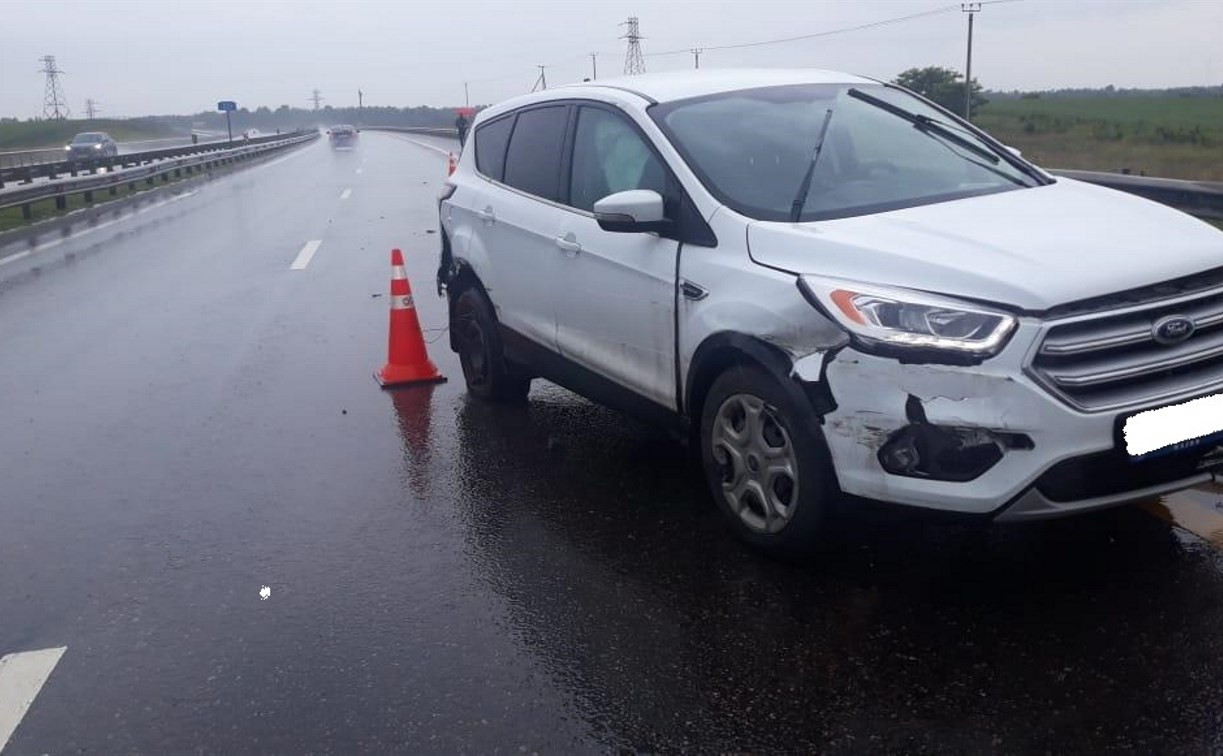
[340,188,352,200]
[290,239,323,270]
[0,251,32,269]
[0,190,198,266]
[0,646,67,753]
[385,134,452,158]
[355,168,363,175]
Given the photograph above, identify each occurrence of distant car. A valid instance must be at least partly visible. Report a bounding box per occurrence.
[328,125,358,148]
[242,128,261,140]
[65,132,118,159]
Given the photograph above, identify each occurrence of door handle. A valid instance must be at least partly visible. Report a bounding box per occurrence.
[476,206,495,224]
[555,235,582,255]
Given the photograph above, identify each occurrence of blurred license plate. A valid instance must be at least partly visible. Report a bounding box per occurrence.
[1124,393,1223,457]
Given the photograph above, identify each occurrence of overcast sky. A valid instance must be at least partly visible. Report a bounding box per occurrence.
[4,0,1221,118]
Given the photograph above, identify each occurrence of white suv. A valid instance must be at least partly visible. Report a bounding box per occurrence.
[437,69,1223,555]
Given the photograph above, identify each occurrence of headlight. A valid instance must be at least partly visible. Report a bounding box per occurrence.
[93,144,103,149]
[798,276,1016,359]
[64,145,72,151]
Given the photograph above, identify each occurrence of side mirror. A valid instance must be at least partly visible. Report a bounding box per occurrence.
[594,190,670,234]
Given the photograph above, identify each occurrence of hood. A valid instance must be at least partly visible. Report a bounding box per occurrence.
[747,179,1223,312]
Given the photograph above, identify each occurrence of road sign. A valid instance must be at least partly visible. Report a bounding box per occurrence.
[217,101,237,112]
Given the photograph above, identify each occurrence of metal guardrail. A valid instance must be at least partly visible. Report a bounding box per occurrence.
[0,136,231,170]
[0,130,315,190]
[1050,170,1223,221]
[362,126,459,139]
[0,131,319,219]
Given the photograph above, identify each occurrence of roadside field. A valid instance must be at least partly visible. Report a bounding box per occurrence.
[0,119,177,150]
[975,96,1223,180]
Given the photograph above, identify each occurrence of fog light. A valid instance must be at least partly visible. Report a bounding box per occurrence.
[878,424,1024,482]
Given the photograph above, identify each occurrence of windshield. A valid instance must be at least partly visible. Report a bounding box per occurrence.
[70,133,105,144]
[649,83,1044,222]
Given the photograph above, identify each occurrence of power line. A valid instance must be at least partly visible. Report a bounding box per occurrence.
[40,55,69,120]
[646,4,962,58]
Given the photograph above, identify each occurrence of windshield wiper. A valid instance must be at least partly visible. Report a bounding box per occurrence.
[789,108,835,222]
[846,87,1005,167]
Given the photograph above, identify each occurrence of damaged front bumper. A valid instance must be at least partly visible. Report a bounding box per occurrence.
[807,333,1213,520]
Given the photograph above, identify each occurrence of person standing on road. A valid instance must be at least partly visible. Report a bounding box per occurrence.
[455,112,470,147]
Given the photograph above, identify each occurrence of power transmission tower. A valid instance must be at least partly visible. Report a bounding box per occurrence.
[691,49,702,69]
[310,89,324,111]
[590,53,598,81]
[85,98,100,120]
[621,17,646,75]
[40,55,69,120]
[531,65,547,92]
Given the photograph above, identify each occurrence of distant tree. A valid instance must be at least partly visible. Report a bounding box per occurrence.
[893,66,988,117]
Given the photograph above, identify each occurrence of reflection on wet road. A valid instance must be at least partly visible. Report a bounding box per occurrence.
[1,132,1223,753]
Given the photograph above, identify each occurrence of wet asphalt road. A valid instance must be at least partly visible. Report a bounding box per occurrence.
[3,132,1223,754]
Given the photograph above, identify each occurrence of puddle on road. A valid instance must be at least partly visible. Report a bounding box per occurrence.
[1142,482,1223,550]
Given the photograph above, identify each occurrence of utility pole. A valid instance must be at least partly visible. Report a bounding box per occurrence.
[590,53,598,81]
[39,55,69,120]
[464,82,470,107]
[692,49,702,70]
[85,98,99,120]
[531,65,547,92]
[310,88,323,111]
[621,17,646,75]
[962,3,981,121]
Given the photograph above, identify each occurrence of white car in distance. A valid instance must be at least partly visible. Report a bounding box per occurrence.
[437,69,1223,556]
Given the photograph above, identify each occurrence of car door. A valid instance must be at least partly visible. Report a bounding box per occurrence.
[553,104,680,411]
[472,105,571,353]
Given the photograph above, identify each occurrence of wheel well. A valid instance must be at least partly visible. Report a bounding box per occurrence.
[445,261,485,352]
[686,335,835,443]
[686,343,778,441]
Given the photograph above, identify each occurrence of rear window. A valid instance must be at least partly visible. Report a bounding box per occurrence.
[502,106,569,201]
[474,115,514,183]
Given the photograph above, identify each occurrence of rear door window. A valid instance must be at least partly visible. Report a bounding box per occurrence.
[474,115,514,182]
[502,105,569,202]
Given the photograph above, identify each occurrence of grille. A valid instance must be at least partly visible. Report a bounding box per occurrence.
[1031,282,1223,412]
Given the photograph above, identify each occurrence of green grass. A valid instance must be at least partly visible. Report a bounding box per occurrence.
[974,96,1223,181]
[0,118,179,150]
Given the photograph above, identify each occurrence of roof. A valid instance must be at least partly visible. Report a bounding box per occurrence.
[473,68,882,125]
[557,68,879,104]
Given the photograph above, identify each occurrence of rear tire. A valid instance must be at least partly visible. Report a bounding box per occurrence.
[451,285,530,402]
[699,364,836,557]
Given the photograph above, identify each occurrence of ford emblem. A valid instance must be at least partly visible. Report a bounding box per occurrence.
[1152,315,1195,345]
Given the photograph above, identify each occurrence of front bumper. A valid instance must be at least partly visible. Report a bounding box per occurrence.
[816,340,1217,518]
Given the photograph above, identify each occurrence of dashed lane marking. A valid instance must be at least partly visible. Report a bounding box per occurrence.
[0,646,67,753]
[290,239,323,270]
[340,188,352,200]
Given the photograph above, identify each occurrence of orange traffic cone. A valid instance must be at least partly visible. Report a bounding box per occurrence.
[447,152,457,175]
[376,248,446,389]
